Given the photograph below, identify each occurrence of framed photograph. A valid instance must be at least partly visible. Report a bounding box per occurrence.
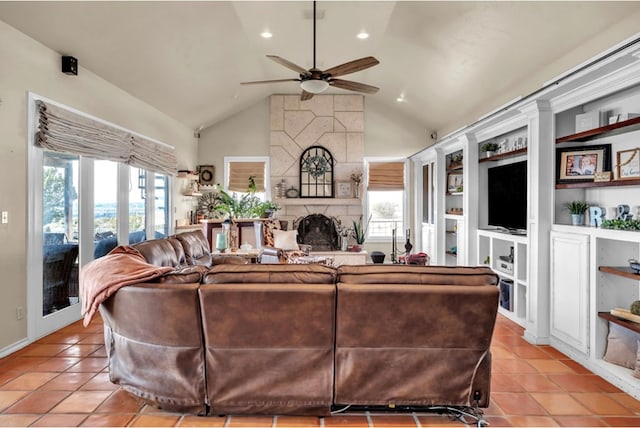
[616,148,640,180]
[447,172,463,193]
[556,145,611,183]
[198,165,215,185]
[335,181,352,198]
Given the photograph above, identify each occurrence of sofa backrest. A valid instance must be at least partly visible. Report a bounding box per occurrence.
[337,264,499,286]
[203,263,336,284]
[334,265,499,408]
[198,271,336,415]
[174,230,212,267]
[132,237,185,268]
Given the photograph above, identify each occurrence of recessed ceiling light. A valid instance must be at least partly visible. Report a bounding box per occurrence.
[357,31,369,40]
[261,31,273,39]
[396,96,405,103]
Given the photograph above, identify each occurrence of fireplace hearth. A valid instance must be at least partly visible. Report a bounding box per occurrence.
[295,214,340,251]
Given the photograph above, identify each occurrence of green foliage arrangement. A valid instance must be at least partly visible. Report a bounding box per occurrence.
[630,300,640,316]
[600,218,640,231]
[565,200,589,215]
[480,142,499,152]
[216,176,280,219]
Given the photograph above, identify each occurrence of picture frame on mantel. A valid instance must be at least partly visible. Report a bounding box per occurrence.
[556,144,611,184]
[336,181,352,198]
[616,148,640,180]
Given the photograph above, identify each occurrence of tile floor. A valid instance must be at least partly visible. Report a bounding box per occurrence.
[1,314,639,427]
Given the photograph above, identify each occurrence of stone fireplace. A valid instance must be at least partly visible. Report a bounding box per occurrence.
[269,94,364,231]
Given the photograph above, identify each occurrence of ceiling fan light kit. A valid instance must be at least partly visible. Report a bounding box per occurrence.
[241,1,379,100]
[300,79,329,94]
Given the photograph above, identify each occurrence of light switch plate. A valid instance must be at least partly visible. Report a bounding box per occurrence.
[1,211,7,224]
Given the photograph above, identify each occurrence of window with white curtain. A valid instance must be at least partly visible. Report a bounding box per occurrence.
[30,94,173,331]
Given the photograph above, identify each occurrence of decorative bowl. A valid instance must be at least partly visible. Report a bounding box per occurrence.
[629,259,640,274]
[370,251,385,264]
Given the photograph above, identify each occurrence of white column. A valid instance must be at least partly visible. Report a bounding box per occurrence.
[520,99,553,344]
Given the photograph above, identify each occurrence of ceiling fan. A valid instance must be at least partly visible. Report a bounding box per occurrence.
[241,1,380,101]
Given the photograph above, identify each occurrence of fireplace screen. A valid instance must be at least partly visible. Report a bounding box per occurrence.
[296,214,339,251]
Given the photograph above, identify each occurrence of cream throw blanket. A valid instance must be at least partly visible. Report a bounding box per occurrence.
[80,246,174,327]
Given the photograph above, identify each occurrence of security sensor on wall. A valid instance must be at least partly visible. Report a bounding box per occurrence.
[430,131,438,141]
[61,56,78,75]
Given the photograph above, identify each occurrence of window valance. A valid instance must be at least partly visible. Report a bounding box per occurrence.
[36,100,177,176]
[367,161,405,190]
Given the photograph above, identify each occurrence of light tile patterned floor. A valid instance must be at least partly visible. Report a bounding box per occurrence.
[1,314,639,427]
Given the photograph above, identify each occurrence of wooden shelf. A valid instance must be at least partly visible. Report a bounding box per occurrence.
[598,266,640,280]
[556,178,640,189]
[177,172,199,180]
[556,116,640,144]
[598,312,640,335]
[479,147,527,163]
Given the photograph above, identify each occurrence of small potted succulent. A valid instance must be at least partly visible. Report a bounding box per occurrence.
[480,142,499,158]
[350,215,371,252]
[565,200,589,226]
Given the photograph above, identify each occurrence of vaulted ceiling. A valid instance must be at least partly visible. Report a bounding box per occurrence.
[2,1,640,138]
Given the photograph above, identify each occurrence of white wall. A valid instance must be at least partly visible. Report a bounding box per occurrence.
[0,21,196,350]
[198,97,271,186]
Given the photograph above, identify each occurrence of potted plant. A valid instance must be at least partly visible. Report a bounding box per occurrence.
[254,200,280,218]
[448,153,463,169]
[350,215,371,252]
[480,142,499,158]
[214,176,278,219]
[565,200,589,225]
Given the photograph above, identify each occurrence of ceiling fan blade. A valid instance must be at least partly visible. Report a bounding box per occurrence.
[330,79,379,94]
[301,90,314,101]
[323,56,380,78]
[267,55,309,75]
[240,78,300,85]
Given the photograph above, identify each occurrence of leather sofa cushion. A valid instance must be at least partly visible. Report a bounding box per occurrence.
[152,265,208,284]
[337,265,499,286]
[174,231,212,267]
[133,238,184,268]
[203,263,336,284]
[211,255,250,265]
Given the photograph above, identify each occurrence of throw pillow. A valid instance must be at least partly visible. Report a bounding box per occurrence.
[603,322,638,369]
[635,339,640,379]
[263,219,282,248]
[273,229,299,250]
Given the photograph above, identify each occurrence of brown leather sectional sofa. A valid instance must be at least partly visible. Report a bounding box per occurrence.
[98,231,500,419]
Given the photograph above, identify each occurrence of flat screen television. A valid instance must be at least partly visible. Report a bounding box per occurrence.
[488,161,527,231]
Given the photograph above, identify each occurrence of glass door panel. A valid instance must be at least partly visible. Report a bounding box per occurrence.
[42,151,79,316]
[93,160,119,259]
[154,174,169,238]
[129,167,146,243]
